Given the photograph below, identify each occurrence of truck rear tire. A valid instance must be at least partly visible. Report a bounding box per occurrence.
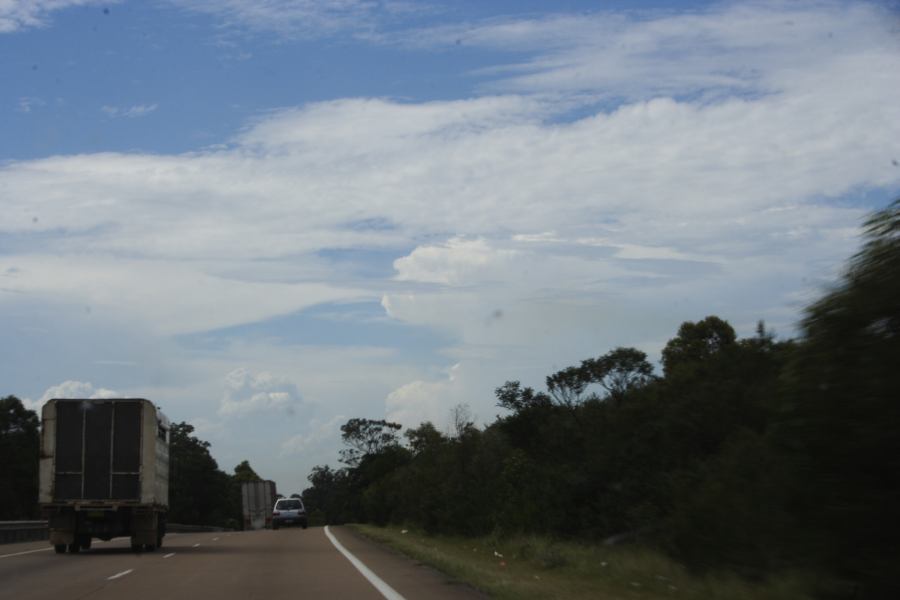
[54,544,66,554]
[67,543,80,553]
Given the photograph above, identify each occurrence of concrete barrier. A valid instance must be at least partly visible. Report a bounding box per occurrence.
[0,521,234,544]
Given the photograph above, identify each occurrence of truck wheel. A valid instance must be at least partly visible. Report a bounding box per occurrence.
[78,535,92,550]
[145,544,157,552]
[67,543,80,554]
[131,541,142,552]
[54,544,66,554]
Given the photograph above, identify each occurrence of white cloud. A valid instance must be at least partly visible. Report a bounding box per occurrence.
[23,380,120,412]
[219,367,304,417]
[0,0,110,33]
[17,96,45,113]
[280,414,346,457]
[393,237,520,286]
[385,363,464,429]
[3,0,900,498]
[102,104,158,119]
[1,255,367,335]
[169,0,415,39]
[408,2,898,100]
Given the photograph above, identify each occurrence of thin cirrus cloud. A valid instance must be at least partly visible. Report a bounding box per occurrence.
[168,0,421,38]
[102,104,159,119]
[1,0,899,489]
[0,0,111,33]
[404,2,899,99]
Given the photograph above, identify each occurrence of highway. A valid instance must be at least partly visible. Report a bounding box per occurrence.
[0,526,487,600]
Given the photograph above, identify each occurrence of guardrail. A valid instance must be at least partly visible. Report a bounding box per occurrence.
[0,521,49,544]
[0,521,234,545]
[166,523,233,533]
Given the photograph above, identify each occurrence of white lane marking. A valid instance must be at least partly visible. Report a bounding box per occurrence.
[107,569,134,580]
[192,543,200,548]
[0,547,53,559]
[164,553,176,559]
[212,537,219,541]
[0,536,134,558]
[324,526,407,600]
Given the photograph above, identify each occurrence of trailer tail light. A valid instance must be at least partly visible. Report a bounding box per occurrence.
[273,511,280,516]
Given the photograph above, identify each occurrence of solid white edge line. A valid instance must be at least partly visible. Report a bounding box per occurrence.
[0,547,53,559]
[107,569,133,580]
[164,552,176,558]
[324,526,407,600]
[0,536,134,559]
[192,543,200,547]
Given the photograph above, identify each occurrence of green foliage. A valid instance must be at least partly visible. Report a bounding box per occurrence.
[339,418,402,466]
[232,459,262,483]
[661,315,737,377]
[303,200,899,597]
[0,396,40,519]
[168,422,240,527]
[774,199,900,598]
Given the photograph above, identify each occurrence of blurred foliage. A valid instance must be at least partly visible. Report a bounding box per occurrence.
[0,396,40,519]
[304,200,899,599]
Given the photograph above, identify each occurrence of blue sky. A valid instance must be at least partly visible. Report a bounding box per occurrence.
[2,0,899,493]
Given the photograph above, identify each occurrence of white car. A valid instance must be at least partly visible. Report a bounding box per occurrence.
[272,498,308,529]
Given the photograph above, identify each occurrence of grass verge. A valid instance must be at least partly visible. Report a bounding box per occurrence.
[349,524,818,600]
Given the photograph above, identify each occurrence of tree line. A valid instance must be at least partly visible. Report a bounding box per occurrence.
[0,401,264,529]
[2,200,896,597]
[301,200,898,599]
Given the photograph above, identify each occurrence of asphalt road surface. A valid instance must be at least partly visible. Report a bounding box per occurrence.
[0,526,487,600]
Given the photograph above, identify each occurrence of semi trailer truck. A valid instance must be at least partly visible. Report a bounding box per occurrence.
[39,398,169,553]
[241,480,277,530]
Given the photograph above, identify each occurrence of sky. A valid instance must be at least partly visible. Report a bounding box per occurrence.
[2,0,899,494]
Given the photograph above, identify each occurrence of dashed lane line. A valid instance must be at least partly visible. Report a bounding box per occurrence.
[107,569,133,580]
[164,553,176,558]
[192,543,200,548]
[324,526,407,600]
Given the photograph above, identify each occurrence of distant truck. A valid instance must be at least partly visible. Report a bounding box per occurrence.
[39,398,169,553]
[241,480,277,530]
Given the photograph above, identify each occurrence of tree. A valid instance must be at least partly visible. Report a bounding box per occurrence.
[778,199,900,597]
[494,381,551,413]
[339,418,402,466]
[0,396,40,519]
[661,316,736,376]
[169,422,237,527]
[303,465,354,525]
[404,421,445,456]
[233,460,262,483]
[546,366,588,407]
[581,347,656,405]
